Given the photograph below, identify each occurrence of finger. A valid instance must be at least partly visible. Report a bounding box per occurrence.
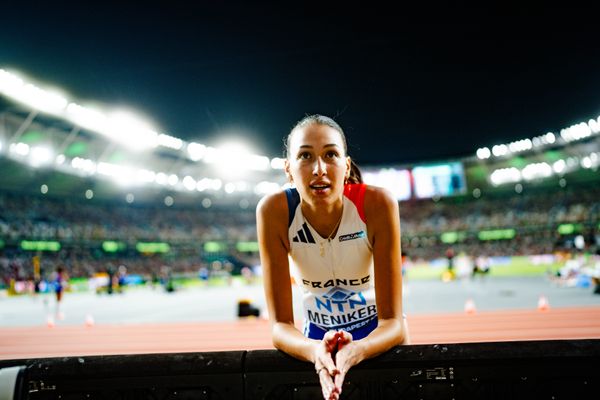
[319,369,339,400]
[319,352,339,376]
[334,369,346,393]
[336,330,352,350]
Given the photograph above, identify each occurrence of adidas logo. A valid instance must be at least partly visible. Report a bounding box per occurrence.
[292,222,316,243]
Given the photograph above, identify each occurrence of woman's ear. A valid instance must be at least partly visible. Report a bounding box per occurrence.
[345,156,352,179]
[284,159,293,182]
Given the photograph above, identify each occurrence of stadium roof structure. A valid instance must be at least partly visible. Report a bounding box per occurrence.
[1,70,599,207]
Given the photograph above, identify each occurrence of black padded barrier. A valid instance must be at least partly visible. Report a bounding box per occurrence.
[1,340,599,399]
[0,351,245,400]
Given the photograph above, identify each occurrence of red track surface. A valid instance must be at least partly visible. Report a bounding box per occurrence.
[2,306,600,360]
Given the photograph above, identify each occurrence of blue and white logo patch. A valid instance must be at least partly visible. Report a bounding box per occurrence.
[339,230,366,242]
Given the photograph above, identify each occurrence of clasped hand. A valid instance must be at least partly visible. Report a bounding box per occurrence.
[314,330,362,400]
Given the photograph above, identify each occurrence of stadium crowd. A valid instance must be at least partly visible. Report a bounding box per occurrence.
[1,183,598,284]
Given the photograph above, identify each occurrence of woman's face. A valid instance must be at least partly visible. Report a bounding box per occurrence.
[285,123,350,207]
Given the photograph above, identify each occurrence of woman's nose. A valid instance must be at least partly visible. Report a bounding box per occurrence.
[313,157,326,176]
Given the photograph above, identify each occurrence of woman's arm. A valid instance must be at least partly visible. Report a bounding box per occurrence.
[256,192,317,360]
[257,192,342,399]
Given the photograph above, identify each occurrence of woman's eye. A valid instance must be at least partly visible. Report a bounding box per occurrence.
[325,151,339,158]
[298,152,311,160]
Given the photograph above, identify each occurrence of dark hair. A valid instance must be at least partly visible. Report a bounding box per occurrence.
[285,114,362,184]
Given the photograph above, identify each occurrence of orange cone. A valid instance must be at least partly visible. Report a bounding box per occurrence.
[537,295,550,311]
[464,298,477,314]
[85,314,95,327]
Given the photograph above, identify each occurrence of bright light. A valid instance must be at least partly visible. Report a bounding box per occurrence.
[155,172,168,185]
[164,196,174,206]
[490,167,521,186]
[157,133,183,150]
[29,146,53,167]
[187,142,207,161]
[56,154,65,165]
[581,156,592,169]
[206,141,267,177]
[271,157,286,169]
[0,69,67,115]
[105,111,158,150]
[85,189,94,199]
[40,184,48,194]
[126,193,135,203]
[71,157,96,174]
[66,103,109,132]
[255,181,282,195]
[552,159,566,174]
[545,132,555,144]
[476,147,491,159]
[521,162,552,181]
[167,174,179,186]
[9,142,30,156]
[183,176,196,191]
[492,144,508,157]
[224,182,236,193]
[136,169,156,183]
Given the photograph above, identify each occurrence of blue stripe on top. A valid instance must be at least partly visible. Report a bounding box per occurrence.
[285,188,301,228]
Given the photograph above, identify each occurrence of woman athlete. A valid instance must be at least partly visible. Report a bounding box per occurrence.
[256,115,409,400]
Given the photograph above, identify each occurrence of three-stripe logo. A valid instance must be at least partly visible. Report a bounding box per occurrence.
[292,222,315,244]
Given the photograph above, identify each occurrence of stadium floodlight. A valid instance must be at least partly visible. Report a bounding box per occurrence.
[136,169,156,183]
[270,157,286,169]
[9,142,30,156]
[224,182,236,194]
[508,139,532,153]
[589,119,599,134]
[183,175,196,191]
[56,154,66,165]
[490,167,521,186]
[66,103,109,132]
[167,174,179,186]
[71,157,97,175]
[249,155,271,171]
[255,181,282,195]
[0,140,3,153]
[187,142,207,161]
[476,147,491,159]
[521,162,552,181]
[29,146,53,167]
[105,111,159,150]
[492,144,508,157]
[157,133,183,150]
[155,172,168,185]
[581,156,592,169]
[0,69,67,115]
[552,159,566,174]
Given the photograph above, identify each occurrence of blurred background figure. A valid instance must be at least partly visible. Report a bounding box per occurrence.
[50,266,69,319]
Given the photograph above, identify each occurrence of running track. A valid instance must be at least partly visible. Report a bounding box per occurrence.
[2,306,600,360]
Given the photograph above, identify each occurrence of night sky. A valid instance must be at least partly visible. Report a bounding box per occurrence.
[1,3,599,166]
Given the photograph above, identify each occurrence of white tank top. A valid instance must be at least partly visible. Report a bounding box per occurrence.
[286,184,377,334]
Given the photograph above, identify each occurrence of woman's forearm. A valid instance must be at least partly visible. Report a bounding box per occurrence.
[271,321,320,363]
[355,318,406,361]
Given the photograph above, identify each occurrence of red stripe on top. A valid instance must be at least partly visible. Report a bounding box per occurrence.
[343,183,367,223]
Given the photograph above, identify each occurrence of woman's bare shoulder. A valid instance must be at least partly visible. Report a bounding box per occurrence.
[363,184,398,216]
[256,190,289,220]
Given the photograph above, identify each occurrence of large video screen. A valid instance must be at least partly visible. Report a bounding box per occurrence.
[362,168,411,201]
[412,162,466,198]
